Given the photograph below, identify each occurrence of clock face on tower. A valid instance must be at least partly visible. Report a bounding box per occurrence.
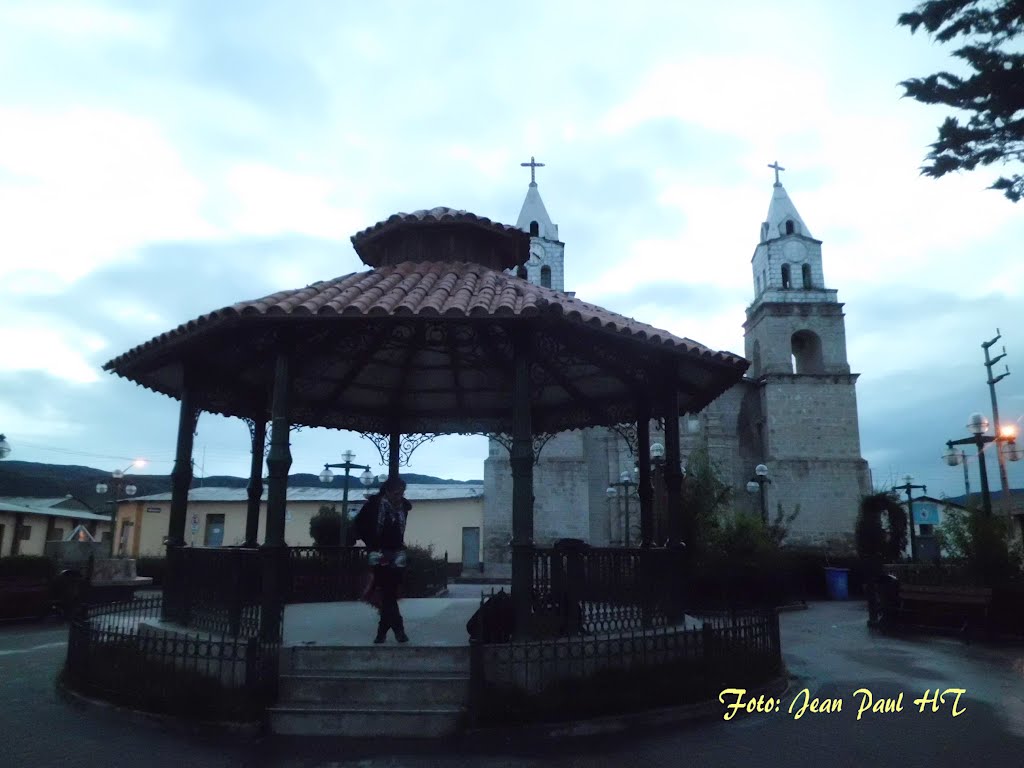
[529,243,544,265]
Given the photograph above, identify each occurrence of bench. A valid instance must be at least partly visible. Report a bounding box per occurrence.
[896,583,993,639]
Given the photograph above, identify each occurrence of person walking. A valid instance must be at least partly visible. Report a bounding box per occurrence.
[351,477,412,643]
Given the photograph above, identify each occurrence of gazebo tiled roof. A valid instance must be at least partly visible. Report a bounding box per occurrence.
[105,207,748,435]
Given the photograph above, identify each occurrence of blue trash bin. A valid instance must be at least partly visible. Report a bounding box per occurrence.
[824,567,850,600]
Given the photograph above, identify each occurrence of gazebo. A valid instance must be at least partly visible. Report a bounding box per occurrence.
[105,207,748,639]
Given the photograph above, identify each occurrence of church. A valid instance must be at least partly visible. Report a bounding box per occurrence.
[482,161,871,566]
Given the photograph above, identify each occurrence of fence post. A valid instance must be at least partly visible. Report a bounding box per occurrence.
[228,549,243,636]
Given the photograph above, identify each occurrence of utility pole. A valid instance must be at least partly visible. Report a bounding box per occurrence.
[894,476,927,561]
[982,330,1012,520]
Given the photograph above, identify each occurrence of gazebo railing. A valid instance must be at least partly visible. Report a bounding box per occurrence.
[170,547,263,637]
[531,546,684,634]
[287,546,369,603]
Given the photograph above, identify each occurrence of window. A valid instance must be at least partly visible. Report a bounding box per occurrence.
[529,221,539,236]
[516,266,527,280]
[785,220,795,235]
[17,525,31,541]
[791,330,825,374]
[802,263,812,289]
[781,264,791,289]
[540,265,551,288]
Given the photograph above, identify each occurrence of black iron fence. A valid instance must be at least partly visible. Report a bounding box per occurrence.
[469,606,781,725]
[164,547,263,636]
[532,545,684,633]
[63,596,279,722]
[162,545,450,636]
[288,546,368,603]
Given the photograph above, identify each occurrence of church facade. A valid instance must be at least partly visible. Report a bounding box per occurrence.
[482,168,871,565]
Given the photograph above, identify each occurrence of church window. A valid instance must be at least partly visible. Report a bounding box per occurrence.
[790,330,825,374]
[540,265,551,288]
[529,220,540,236]
[802,263,812,289]
[516,266,527,280]
[781,264,792,289]
[785,220,795,235]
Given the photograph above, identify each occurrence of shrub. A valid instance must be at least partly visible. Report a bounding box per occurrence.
[855,492,908,569]
[938,505,1023,587]
[309,504,344,546]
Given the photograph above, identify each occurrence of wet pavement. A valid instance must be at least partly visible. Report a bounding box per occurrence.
[2,599,1023,766]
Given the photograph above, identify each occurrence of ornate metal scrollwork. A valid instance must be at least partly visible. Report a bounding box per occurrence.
[610,422,639,457]
[487,431,559,464]
[358,432,442,468]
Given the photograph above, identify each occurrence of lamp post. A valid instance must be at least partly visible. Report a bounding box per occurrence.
[96,460,144,557]
[0,434,10,460]
[893,475,927,561]
[944,413,1020,518]
[745,464,770,524]
[606,469,639,547]
[319,450,374,521]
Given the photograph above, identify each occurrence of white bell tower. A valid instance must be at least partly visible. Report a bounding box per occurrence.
[514,156,565,291]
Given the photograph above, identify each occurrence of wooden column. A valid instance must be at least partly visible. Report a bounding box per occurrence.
[637,402,652,548]
[662,376,683,547]
[261,350,292,641]
[510,330,534,638]
[167,384,197,548]
[388,431,400,480]
[264,354,292,548]
[244,419,266,547]
[165,378,198,623]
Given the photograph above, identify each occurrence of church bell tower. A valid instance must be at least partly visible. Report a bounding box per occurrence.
[742,163,870,546]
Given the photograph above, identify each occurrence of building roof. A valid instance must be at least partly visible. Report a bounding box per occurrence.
[762,182,813,242]
[0,498,110,521]
[897,495,967,511]
[130,484,484,504]
[351,207,528,271]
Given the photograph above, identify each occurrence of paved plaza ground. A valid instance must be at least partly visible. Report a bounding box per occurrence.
[3,594,1024,767]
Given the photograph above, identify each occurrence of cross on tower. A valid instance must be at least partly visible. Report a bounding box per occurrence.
[521,156,545,185]
[768,161,785,186]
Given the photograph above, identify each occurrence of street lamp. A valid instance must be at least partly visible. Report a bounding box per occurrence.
[745,463,770,523]
[606,469,639,547]
[319,450,374,523]
[96,460,145,557]
[0,434,10,460]
[944,412,1020,518]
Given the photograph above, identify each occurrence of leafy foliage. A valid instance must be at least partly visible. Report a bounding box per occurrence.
[309,504,344,546]
[855,492,909,567]
[680,448,733,556]
[898,1,1024,200]
[937,502,1023,585]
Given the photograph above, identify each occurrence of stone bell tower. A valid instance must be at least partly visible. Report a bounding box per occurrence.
[742,163,870,547]
[482,158,590,574]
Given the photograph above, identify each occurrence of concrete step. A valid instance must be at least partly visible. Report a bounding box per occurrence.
[283,644,471,675]
[268,705,465,737]
[279,671,469,707]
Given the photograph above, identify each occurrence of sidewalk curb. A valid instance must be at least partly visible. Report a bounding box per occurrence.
[462,668,790,742]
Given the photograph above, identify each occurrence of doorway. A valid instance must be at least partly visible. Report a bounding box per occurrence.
[462,526,480,571]
[204,514,225,547]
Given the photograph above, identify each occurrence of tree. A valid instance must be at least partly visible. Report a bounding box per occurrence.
[898,1,1024,201]
[855,492,909,566]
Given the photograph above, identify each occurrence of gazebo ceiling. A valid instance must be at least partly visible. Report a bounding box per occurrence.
[105,208,749,435]
[105,260,748,435]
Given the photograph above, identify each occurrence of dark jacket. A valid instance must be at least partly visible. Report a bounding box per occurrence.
[348,494,412,550]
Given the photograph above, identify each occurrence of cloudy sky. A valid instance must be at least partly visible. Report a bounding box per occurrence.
[1,0,1022,499]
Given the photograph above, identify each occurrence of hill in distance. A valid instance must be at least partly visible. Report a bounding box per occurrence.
[0,461,481,512]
